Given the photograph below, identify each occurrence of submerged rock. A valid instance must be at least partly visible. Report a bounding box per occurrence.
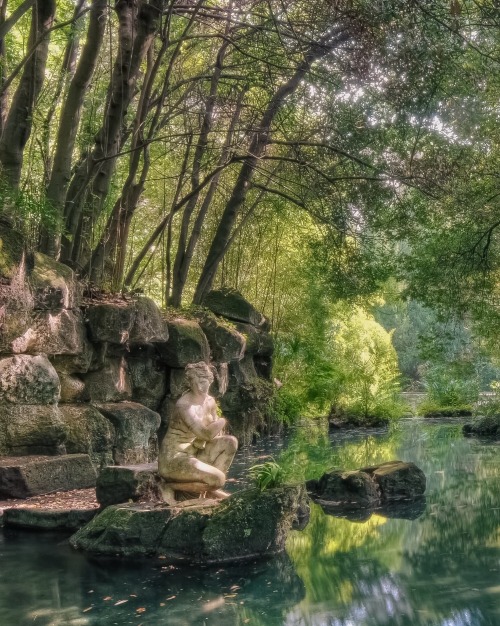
[71,484,308,563]
[2,507,96,531]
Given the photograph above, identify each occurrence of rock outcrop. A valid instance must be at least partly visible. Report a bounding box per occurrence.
[307,460,426,520]
[70,484,307,563]
[0,226,275,499]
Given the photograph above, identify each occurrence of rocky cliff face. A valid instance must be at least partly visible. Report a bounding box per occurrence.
[0,227,274,470]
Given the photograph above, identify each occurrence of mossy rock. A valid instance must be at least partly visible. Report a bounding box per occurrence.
[0,224,26,281]
[159,318,209,367]
[203,485,307,563]
[203,288,268,328]
[463,414,500,437]
[422,406,472,418]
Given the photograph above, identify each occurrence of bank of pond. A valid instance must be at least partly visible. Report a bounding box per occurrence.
[1,416,499,626]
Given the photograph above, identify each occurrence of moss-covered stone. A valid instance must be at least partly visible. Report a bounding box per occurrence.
[203,288,268,328]
[96,463,160,507]
[70,503,173,557]
[203,485,307,563]
[463,414,500,437]
[195,310,245,362]
[0,224,26,281]
[29,252,81,310]
[159,318,209,367]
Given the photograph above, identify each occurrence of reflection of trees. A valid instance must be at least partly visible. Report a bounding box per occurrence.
[284,419,500,626]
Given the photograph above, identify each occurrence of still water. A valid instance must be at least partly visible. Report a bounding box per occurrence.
[0,418,499,626]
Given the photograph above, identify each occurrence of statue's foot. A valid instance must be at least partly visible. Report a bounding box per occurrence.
[207,489,230,500]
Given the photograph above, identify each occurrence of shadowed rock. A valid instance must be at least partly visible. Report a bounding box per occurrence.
[463,414,500,437]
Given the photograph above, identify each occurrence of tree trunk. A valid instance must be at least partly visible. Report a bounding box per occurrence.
[41,0,107,257]
[0,0,56,190]
[61,0,163,266]
[192,28,351,304]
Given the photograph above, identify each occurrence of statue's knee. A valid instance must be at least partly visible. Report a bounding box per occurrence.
[225,435,238,453]
[207,470,225,490]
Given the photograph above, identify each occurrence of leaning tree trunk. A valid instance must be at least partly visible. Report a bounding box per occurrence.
[61,0,164,268]
[0,0,56,190]
[192,27,352,304]
[40,0,107,257]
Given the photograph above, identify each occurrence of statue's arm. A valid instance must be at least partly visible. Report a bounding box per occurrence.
[180,405,226,441]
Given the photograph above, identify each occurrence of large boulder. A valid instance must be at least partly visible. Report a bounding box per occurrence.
[307,470,380,509]
[0,405,66,455]
[0,354,60,404]
[159,318,209,367]
[195,311,245,362]
[308,460,427,514]
[0,454,96,498]
[70,484,307,562]
[0,223,27,281]
[16,309,87,356]
[128,346,167,411]
[203,288,268,329]
[463,414,500,437]
[202,485,307,563]
[85,298,167,346]
[362,461,426,502]
[94,402,161,464]
[82,357,132,402]
[29,252,81,310]
[96,463,160,507]
[59,404,115,468]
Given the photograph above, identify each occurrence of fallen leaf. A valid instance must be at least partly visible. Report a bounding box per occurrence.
[82,607,93,613]
[136,607,146,613]
[114,599,128,606]
[103,597,112,601]
[166,596,176,601]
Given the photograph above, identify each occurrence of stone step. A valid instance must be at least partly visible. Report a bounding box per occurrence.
[0,454,97,498]
[96,462,159,507]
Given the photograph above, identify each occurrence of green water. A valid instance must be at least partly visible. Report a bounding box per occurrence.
[0,418,499,626]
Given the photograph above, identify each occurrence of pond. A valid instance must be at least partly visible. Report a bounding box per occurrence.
[0,418,499,626]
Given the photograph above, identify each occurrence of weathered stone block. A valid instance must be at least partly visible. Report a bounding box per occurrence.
[203,288,268,328]
[0,405,66,456]
[0,454,96,498]
[50,338,94,375]
[29,252,82,310]
[59,373,86,403]
[95,401,161,465]
[0,354,60,404]
[96,463,160,507]
[2,507,97,531]
[59,404,115,468]
[196,311,245,362]
[159,318,209,367]
[85,298,168,346]
[82,357,132,402]
[129,297,168,344]
[21,309,87,356]
[0,224,27,281]
[128,349,167,411]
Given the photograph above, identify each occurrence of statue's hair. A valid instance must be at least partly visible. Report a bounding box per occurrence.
[185,361,213,383]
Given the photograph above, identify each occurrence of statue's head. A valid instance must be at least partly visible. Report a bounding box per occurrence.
[185,361,213,394]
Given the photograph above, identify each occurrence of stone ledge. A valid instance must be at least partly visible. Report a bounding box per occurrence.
[0,454,97,498]
[2,507,97,531]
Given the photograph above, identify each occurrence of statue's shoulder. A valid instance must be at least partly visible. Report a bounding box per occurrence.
[175,394,193,409]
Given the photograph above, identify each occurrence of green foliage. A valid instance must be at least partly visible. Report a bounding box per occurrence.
[248,460,286,491]
[423,364,479,408]
[268,387,302,427]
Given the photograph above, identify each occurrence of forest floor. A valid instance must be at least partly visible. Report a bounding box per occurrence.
[0,488,99,515]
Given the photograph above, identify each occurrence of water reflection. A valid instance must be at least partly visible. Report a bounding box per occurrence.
[1,418,499,626]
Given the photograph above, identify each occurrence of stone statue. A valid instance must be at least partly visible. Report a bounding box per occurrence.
[158,361,238,501]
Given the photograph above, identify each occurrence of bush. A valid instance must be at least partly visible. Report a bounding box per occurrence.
[269,386,302,426]
[423,365,479,407]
